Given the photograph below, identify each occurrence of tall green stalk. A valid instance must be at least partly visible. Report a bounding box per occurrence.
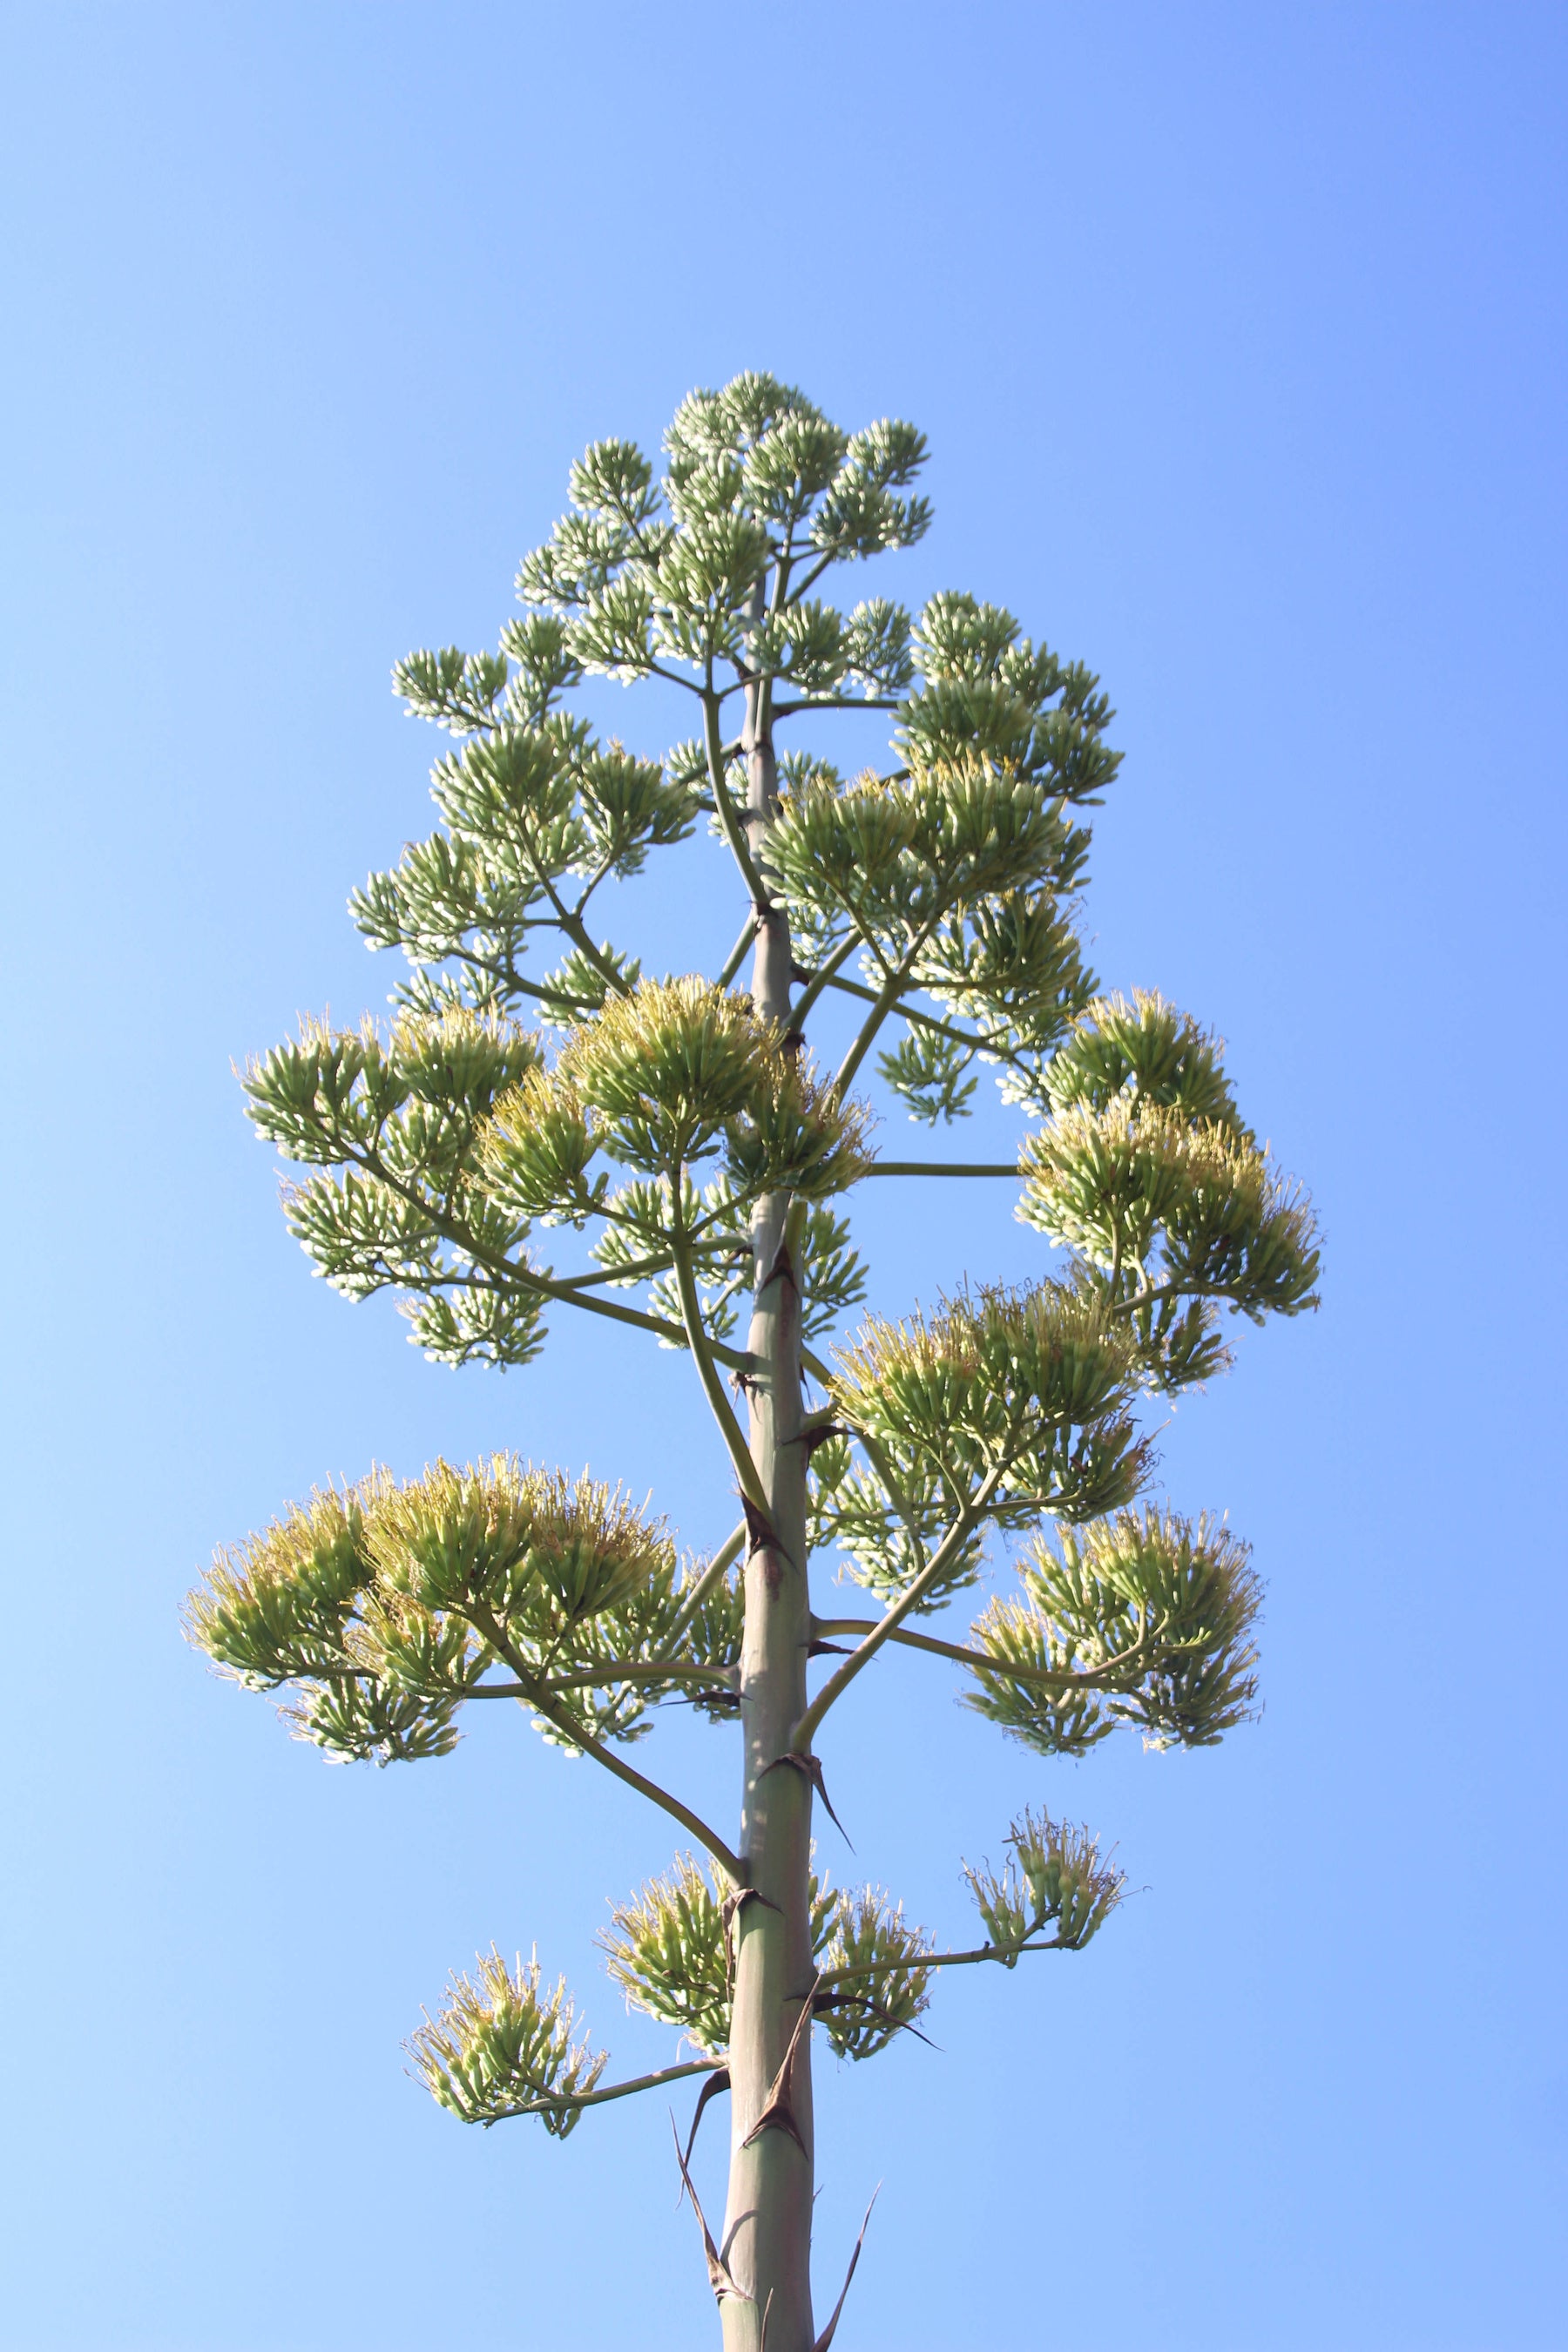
[721,668,816,2346]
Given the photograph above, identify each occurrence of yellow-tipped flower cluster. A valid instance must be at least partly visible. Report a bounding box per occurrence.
[1044,990,1246,1125]
[247,1006,541,1166]
[367,1457,666,1622]
[830,1282,1148,1524]
[1016,992,1320,1389]
[600,1855,733,2057]
[1022,1101,1317,1314]
[476,1065,598,1224]
[185,1457,702,1764]
[184,1476,387,1690]
[243,1005,549,1371]
[483,976,874,1201]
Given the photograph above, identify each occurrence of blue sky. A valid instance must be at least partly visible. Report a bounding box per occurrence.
[2,4,1564,2346]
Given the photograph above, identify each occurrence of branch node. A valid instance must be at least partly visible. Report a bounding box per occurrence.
[720,1884,780,1978]
[740,1496,786,1559]
[760,1240,796,1293]
[762,1750,853,1848]
[740,1973,820,2153]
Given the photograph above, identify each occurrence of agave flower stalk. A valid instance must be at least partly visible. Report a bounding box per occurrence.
[186,375,1318,2351]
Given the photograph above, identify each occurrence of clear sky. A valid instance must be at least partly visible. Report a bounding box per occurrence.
[2,5,1564,2348]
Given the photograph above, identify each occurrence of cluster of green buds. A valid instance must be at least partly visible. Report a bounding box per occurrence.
[244,1007,549,1369]
[963,1809,1125,1960]
[963,1507,1262,1755]
[814,1888,936,2062]
[821,1285,1152,1610]
[242,978,875,1376]
[522,382,930,676]
[600,1855,733,2058]
[362,630,696,1028]
[598,1853,935,2071]
[406,1950,608,2134]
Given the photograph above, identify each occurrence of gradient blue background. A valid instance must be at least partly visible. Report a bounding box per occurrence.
[2,5,1564,2346]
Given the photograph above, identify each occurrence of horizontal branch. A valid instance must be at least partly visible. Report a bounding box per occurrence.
[811,1618,1146,1693]
[1110,1273,1254,1321]
[550,1252,673,1291]
[349,1146,756,1373]
[861,1162,1019,1179]
[770,694,902,718]
[818,1936,1066,1986]
[516,1256,754,1368]
[483,2057,721,2126]
[463,1659,735,1698]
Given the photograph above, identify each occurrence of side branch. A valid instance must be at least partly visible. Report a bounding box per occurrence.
[485,1245,754,1369]
[462,1598,744,1883]
[716,913,760,990]
[819,1938,1068,1986]
[670,1184,770,1513]
[1109,1274,1256,1321]
[792,1467,1004,1750]
[787,934,862,1032]
[811,1618,1158,1692]
[530,1697,743,1880]
[770,694,902,719]
[483,2057,721,2126]
[550,1254,674,1292]
[509,808,633,1002]
[860,1163,1020,1179]
[810,968,1030,1077]
[348,1147,755,1374]
[831,926,941,1098]
[466,1659,736,1697]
